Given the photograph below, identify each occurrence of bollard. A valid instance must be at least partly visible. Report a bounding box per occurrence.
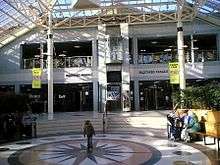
[103,113,106,134]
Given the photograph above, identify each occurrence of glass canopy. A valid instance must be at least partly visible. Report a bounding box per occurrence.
[0,0,219,47]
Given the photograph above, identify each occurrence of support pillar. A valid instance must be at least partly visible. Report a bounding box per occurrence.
[134,80,140,111]
[177,6,186,108]
[120,23,131,111]
[15,83,20,94]
[191,34,195,64]
[47,9,54,120]
[217,33,220,60]
[92,39,98,117]
[97,24,108,113]
[133,37,138,64]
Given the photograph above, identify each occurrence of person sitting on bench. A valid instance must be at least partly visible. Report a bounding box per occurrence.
[181,110,201,142]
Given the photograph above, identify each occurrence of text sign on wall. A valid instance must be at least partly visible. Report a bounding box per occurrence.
[168,62,179,84]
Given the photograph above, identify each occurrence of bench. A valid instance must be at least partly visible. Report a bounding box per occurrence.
[193,132,220,151]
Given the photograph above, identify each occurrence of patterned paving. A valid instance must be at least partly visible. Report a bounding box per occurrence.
[0,134,211,165]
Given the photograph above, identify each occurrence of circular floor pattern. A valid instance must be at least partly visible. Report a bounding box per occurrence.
[8,139,161,165]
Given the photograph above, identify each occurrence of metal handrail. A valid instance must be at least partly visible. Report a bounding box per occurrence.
[23,56,92,69]
[138,50,218,64]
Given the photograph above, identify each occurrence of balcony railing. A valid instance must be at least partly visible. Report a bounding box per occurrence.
[23,56,92,69]
[138,50,218,64]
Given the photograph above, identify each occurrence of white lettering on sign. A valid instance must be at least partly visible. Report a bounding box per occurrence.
[66,73,92,77]
[139,70,168,74]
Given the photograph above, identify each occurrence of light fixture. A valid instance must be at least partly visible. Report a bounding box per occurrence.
[164,48,172,52]
[59,54,66,57]
[74,45,81,48]
[151,41,158,44]
[169,45,176,48]
[34,54,40,58]
[192,47,199,50]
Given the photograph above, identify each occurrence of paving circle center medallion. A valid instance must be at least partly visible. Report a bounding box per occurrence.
[9,139,161,165]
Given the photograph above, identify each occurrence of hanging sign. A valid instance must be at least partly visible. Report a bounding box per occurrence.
[32,80,41,89]
[32,68,42,77]
[168,62,179,84]
[32,68,42,89]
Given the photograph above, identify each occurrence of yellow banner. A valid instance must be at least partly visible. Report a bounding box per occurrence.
[168,62,179,84]
[32,80,41,89]
[32,68,42,77]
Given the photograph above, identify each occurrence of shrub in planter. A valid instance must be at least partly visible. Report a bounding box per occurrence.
[173,82,220,110]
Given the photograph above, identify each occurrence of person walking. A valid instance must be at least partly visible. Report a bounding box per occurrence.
[83,120,95,152]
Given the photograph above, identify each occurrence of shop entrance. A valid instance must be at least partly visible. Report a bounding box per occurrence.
[143,87,155,110]
[54,83,93,112]
[140,81,172,110]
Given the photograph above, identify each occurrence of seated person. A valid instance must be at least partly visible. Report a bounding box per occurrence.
[181,110,201,142]
[167,110,183,141]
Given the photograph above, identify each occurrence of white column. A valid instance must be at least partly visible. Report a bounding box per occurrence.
[133,37,138,64]
[121,23,131,111]
[134,80,140,111]
[191,35,195,64]
[92,39,98,117]
[97,24,108,113]
[217,33,220,60]
[47,9,54,120]
[177,22,186,91]
[177,17,186,109]
[15,84,20,94]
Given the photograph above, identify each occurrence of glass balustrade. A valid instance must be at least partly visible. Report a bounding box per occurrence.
[23,56,92,69]
[138,50,218,64]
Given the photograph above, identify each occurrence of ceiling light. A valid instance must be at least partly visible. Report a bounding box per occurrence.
[164,49,172,52]
[59,54,66,57]
[192,47,199,50]
[34,55,40,58]
[151,41,158,44]
[74,45,81,48]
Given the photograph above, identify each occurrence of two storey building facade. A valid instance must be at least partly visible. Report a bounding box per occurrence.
[0,20,219,113]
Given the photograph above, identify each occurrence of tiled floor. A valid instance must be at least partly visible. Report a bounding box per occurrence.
[0,133,214,165]
[1,110,220,165]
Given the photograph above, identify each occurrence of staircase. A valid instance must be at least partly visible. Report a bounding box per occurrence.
[35,111,169,137]
[106,111,168,137]
[36,112,104,137]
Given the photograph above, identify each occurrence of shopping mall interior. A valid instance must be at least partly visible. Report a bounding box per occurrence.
[0,0,220,164]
